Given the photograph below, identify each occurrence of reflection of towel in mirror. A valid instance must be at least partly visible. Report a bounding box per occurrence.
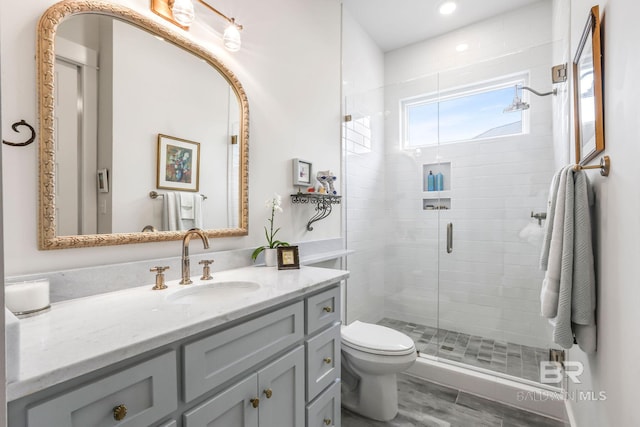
[179,192,194,220]
[163,192,203,231]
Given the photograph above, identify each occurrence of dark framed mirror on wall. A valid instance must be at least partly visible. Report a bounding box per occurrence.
[573,5,604,165]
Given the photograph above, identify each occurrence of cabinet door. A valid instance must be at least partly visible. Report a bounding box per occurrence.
[27,352,177,427]
[183,374,259,427]
[257,346,305,427]
[306,286,340,335]
[306,380,341,427]
[183,302,304,402]
[306,323,341,401]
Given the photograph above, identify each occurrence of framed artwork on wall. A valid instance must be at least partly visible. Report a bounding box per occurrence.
[292,159,312,186]
[573,5,604,165]
[157,134,201,192]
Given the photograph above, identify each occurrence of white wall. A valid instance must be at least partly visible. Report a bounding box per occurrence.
[565,0,640,425]
[381,1,557,348]
[1,0,341,276]
[342,8,386,323]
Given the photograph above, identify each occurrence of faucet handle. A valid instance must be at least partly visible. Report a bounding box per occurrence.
[150,266,170,290]
[199,259,214,280]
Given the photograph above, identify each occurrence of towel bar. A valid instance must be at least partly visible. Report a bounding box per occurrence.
[149,190,207,200]
[573,155,610,176]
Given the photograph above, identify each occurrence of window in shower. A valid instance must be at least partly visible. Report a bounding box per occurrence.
[401,76,527,148]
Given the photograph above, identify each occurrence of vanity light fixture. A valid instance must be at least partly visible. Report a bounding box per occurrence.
[151,0,243,51]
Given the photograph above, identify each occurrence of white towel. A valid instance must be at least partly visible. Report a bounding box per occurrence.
[163,192,179,231]
[162,192,203,231]
[540,167,570,317]
[540,168,565,270]
[179,192,195,220]
[540,168,597,353]
[176,193,203,230]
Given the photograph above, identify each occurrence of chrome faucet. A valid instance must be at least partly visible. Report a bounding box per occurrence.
[180,228,210,285]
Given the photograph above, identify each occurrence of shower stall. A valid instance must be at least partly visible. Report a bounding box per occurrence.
[342,0,568,405]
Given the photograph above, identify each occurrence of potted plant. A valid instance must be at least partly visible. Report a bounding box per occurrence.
[252,193,289,266]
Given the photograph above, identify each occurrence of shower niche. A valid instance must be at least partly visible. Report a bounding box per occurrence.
[422,162,451,210]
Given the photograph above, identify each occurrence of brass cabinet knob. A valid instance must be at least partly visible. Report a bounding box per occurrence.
[250,398,260,408]
[323,419,332,425]
[112,404,127,421]
[263,388,273,399]
[323,357,332,364]
[322,306,333,313]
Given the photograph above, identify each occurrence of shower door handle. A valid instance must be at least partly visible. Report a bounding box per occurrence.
[446,223,453,254]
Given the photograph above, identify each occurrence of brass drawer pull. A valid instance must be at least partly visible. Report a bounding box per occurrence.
[324,419,332,425]
[112,404,127,421]
[322,306,333,313]
[323,357,332,364]
[250,398,260,408]
[264,388,273,399]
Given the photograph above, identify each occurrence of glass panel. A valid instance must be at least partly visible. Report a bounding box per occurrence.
[434,45,556,385]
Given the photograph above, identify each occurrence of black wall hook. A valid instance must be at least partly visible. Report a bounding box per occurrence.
[3,119,36,147]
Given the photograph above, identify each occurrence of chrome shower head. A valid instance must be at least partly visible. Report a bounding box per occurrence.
[503,84,556,113]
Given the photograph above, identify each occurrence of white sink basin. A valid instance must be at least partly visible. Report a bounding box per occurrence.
[165,281,261,304]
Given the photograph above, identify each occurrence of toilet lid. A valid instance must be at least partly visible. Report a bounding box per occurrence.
[341,321,415,355]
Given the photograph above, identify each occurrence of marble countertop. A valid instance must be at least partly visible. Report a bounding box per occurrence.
[7,265,349,401]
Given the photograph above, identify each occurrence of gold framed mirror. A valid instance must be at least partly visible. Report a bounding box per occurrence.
[573,5,604,165]
[38,0,249,249]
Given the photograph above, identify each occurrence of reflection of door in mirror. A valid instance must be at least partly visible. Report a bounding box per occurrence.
[55,24,99,236]
[54,14,240,235]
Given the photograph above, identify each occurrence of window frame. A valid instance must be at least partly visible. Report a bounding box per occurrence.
[400,74,530,149]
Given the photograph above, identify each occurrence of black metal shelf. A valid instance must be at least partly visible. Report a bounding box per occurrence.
[291,193,341,231]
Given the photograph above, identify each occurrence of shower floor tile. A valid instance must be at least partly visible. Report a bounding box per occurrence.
[377,318,557,386]
[341,374,568,427]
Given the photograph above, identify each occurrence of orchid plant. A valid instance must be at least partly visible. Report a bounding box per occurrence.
[251,193,290,261]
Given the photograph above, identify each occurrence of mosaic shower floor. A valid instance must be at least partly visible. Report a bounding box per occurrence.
[377,318,555,386]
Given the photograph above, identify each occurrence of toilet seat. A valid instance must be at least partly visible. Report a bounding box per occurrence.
[342,321,415,356]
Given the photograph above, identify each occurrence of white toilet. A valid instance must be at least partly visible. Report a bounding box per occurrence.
[340,320,417,421]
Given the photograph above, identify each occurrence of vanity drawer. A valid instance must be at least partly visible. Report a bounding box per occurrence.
[306,380,341,427]
[27,351,177,427]
[306,286,341,335]
[306,323,341,401]
[183,302,304,402]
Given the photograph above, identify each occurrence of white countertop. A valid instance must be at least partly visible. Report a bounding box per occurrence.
[7,265,349,401]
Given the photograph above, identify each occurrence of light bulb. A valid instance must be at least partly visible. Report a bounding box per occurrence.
[172,0,195,27]
[439,1,457,15]
[223,23,242,52]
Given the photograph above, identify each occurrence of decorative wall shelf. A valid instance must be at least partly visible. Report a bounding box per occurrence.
[291,193,341,231]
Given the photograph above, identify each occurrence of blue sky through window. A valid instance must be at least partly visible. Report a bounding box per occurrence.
[405,85,523,147]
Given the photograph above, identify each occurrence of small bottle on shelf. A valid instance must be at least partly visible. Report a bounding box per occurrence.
[427,171,435,191]
[435,172,444,191]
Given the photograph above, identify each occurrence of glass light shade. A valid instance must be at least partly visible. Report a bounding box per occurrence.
[223,24,242,52]
[172,0,195,27]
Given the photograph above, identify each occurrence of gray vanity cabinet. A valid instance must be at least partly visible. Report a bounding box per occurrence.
[8,283,343,427]
[184,346,305,427]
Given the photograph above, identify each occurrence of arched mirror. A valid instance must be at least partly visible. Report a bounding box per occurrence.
[37,0,249,249]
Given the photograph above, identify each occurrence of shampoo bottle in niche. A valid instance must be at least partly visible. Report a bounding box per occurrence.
[427,171,435,191]
[435,171,444,191]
